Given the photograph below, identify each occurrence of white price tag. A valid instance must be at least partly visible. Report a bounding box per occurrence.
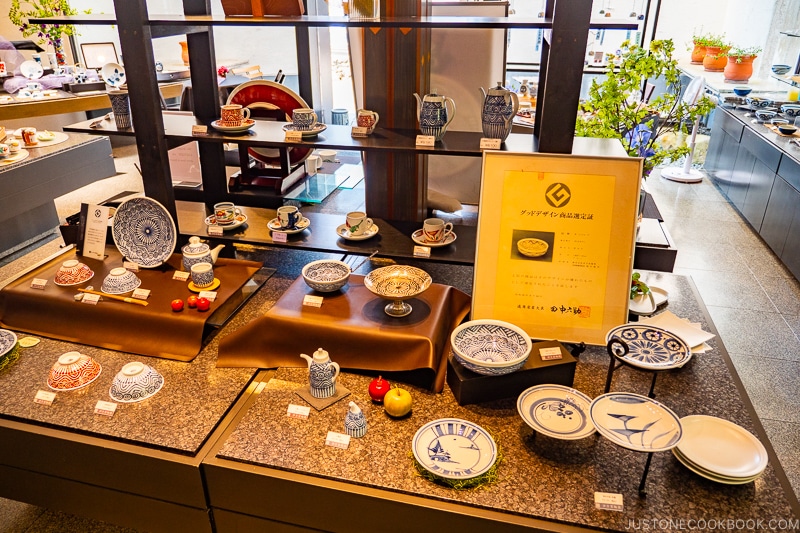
[123,261,139,272]
[132,288,150,300]
[479,137,502,150]
[272,231,288,243]
[199,290,217,301]
[284,130,303,142]
[594,492,624,512]
[207,225,224,236]
[191,125,208,136]
[94,400,118,417]
[325,431,351,450]
[415,135,436,147]
[173,271,190,281]
[30,278,48,290]
[539,347,563,361]
[34,390,56,406]
[287,404,310,419]
[302,295,324,308]
[81,293,101,305]
[351,126,368,137]
[413,245,431,258]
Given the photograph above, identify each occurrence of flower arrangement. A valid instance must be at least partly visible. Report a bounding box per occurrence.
[9,0,89,66]
[217,65,229,78]
[576,39,716,178]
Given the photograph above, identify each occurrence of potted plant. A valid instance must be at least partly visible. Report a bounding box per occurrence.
[576,39,717,180]
[689,32,719,64]
[723,45,762,83]
[701,34,730,72]
[9,0,87,67]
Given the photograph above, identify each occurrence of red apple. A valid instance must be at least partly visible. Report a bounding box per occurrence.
[170,299,184,312]
[196,297,210,312]
[187,295,198,308]
[368,376,391,403]
[383,386,412,418]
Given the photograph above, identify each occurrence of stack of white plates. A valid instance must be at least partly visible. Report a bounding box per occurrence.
[673,415,768,484]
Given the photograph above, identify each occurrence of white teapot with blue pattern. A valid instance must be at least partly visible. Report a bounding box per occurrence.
[300,347,340,399]
[413,91,456,141]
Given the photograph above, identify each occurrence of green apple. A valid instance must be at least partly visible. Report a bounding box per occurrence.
[383,386,412,417]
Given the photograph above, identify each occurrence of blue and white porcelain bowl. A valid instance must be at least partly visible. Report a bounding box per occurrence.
[302,259,351,292]
[732,86,752,97]
[771,64,791,76]
[101,267,141,295]
[780,104,800,117]
[450,319,532,376]
[109,362,164,403]
[745,96,773,109]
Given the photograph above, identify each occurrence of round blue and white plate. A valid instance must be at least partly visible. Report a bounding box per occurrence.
[412,418,497,480]
[0,329,18,358]
[605,323,691,370]
[517,384,595,440]
[112,197,177,268]
[590,392,683,452]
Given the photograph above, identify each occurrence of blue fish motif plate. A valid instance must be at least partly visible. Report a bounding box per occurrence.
[590,392,683,452]
[412,418,497,480]
[605,323,692,371]
[111,197,176,268]
[517,385,595,440]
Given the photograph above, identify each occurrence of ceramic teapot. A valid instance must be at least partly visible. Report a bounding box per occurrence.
[413,91,456,141]
[181,236,225,271]
[480,83,519,141]
[300,347,341,398]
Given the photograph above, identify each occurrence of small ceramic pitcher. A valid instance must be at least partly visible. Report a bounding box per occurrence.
[413,91,456,141]
[300,348,340,398]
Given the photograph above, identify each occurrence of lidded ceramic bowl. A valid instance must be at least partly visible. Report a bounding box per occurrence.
[47,352,103,391]
[109,362,165,403]
[54,260,94,286]
[301,259,351,292]
[101,267,141,295]
[450,319,532,376]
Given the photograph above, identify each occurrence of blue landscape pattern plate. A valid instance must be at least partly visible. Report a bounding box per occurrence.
[412,418,497,480]
[112,197,176,268]
[590,392,683,452]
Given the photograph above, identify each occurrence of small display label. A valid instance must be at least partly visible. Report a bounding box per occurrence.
[30,278,48,290]
[173,271,190,281]
[480,138,502,150]
[132,288,150,300]
[34,390,56,406]
[285,130,303,142]
[207,225,224,236]
[351,126,369,137]
[287,404,311,419]
[272,231,288,243]
[198,290,217,301]
[123,261,139,272]
[94,400,118,417]
[594,492,624,512]
[325,431,351,450]
[81,293,101,305]
[413,245,431,258]
[415,135,436,147]
[539,347,563,361]
[302,295,324,308]
[191,125,208,136]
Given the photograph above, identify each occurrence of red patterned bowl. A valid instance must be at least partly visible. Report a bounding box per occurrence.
[47,352,103,391]
[53,260,94,287]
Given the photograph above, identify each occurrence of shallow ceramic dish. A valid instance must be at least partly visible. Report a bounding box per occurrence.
[210,119,256,134]
[19,60,43,80]
[605,323,692,370]
[205,213,248,231]
[302,259,351,292]
[336,223,379,241]
[517,384,595,440]
[732,86,751,97]
[364,265,432,317]
[412,418,497,480]
[411,229,456,248]
[778,124,798,135]
[450,319,532,376]
[772,64,791,76]
[101,267,142,295]
[745,96,773,109]
[755,109,778,121]
[101,62,126,87]
[672,447,762,485]
[267,216,310,234]
[112,197,176,268]
[590,392,683,452]
[47,352,102,391]
[628,286,669,315]
[282,122,328,138]
[779,104,800,117]
[53,259,94,286]
[676,415,767,479]
[109,361,165,403]
[0,329,18,359]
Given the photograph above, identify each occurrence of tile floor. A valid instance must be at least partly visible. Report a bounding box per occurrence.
[0,152,799,530]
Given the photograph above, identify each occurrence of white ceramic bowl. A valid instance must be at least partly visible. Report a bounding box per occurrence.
[364,265,432,317]
[450,319,532,376]
[109,362,165,403]
[101,267,141,294]
[47,352,103,391]
[301,259,351,292]
[54,260,94,286]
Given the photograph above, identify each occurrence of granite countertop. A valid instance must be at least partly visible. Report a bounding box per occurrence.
[720,105,800,165]
[216,272,798,531]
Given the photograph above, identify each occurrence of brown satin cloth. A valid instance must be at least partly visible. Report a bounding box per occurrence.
[0,248,260,361]
[217,275,471,392]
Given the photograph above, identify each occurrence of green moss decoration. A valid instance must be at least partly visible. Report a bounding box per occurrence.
[0,345,21,372]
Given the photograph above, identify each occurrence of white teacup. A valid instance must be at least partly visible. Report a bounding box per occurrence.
[345,211,374,236]
[213,201,241,226]
[422,217,453,243]
[292,108,318,131]
[277,205,301,229]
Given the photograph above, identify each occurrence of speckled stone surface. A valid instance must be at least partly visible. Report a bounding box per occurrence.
[216,272,799,530]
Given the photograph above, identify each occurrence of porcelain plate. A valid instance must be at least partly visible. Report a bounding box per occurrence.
[412,418,497,480]
[517,384,595,440]
[589,392,683,452]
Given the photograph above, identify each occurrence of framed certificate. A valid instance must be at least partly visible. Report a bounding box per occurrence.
[472,150,643,345]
